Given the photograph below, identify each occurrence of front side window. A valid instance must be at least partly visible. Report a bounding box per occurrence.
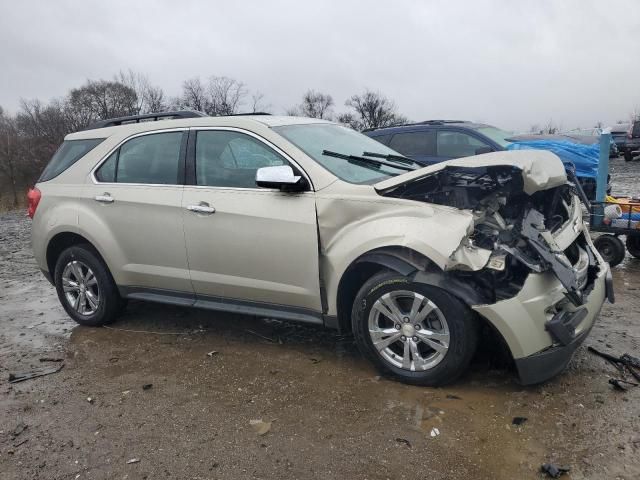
[388,131,436,156]
[95,132,183,184]
[474,126,513,149]
[195,130,287,188]
[39,138,104,182]
[436,131,489,158]
[274,123,406,184]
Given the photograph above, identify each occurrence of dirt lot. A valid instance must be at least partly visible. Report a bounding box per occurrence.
[1,158,640,480]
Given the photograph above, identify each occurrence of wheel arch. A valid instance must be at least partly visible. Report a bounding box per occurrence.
[46,231,109,280]
[335,246,488,333]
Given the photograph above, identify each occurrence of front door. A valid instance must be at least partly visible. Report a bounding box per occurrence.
[182,128,321,312]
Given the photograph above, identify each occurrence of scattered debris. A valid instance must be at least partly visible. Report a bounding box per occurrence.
[395,437,412,448]
[126,458,141,464]
[446,394,462,400]
[8,364,64,383]
[39,357,64,363]
[588,347,640,382]
[541,463,570,478]
[87,397,94,404]
[13,438,28,448]
[512,417,528,425]
[608,378,639,391]
[245,329,276,343]
[104,325,202,336]
[206,350,219,357]
[309,357,322,364]
[430,427,440,437]
[11,422,27,438]
[142,384,153,390]
[249,419,272,436]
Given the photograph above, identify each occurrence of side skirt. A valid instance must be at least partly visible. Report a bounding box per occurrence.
[119,286,325,326]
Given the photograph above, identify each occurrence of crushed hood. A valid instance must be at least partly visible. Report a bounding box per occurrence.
[374,150,567,196]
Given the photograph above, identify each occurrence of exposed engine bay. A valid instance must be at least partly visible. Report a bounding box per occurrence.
[380,165,600,306]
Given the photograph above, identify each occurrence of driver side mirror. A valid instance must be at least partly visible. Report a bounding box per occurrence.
[256,165,305,191]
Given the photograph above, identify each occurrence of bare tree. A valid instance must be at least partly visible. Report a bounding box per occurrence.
[180,78,208,113]
[207,76,247,116]
[250,91,271,113]
[343,90,407,130]
[541,119,560,134]
[336,112,360,130]
[67,80,138,123]
[292,90,334,119]
[116,70,167,113]
[0,108,21,206]
[143,85,167,112]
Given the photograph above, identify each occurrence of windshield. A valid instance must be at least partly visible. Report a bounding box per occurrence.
[273,123,407,184]
[475,126,513,149]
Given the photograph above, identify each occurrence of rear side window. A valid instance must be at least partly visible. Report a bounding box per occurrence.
[39,138,104,182]
[95,132,184,184]
[388,131,436,156]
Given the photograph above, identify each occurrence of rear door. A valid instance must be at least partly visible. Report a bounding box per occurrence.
[182,128,321,313]
[83,129,193,295]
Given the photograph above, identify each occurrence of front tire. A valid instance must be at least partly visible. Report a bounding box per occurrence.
[54,244,123,326]
[351,271,478,386]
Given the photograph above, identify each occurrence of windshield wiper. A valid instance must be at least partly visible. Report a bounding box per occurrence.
[322,150,416,172]
[362,151,416,166]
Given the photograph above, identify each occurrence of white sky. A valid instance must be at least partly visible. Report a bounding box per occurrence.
[1,0,639,131]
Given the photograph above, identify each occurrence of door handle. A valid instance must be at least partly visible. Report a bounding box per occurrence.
[94,193,114,203]
[187,203,215,214]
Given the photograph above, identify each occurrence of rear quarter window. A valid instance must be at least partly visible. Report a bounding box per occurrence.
[39,138,105,182]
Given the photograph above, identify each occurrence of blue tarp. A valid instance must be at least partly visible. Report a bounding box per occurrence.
[506,140,599,179]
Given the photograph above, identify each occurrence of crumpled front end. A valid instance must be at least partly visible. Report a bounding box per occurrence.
[377,151,613,384]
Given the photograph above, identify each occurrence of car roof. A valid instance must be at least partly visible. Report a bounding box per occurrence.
[366,121,492,134]
[66,115,332,140]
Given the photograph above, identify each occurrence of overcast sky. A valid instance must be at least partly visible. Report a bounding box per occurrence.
[1,0,639,131]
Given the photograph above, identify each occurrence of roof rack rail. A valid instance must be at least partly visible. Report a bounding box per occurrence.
[363,119,471,132]
[82,110,208,131]
[418,120,469,125]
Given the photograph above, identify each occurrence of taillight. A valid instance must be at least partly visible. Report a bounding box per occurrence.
[27,187,41,218]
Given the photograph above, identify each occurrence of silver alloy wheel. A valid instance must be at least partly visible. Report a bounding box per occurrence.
[61,260,100,316]
[368,290,450,371]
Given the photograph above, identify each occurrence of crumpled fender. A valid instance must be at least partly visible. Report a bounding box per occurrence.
[316,192,489,315]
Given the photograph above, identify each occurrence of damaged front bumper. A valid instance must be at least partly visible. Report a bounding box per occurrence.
[473,257,611,385]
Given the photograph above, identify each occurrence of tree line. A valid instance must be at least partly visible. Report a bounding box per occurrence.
[0,70,408,207]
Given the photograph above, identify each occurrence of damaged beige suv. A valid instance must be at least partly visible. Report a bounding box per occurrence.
[29,112,613,386]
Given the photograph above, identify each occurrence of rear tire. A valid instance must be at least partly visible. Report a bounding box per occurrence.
[54,244,123,326]
[626,235,640,259]
[351,271,478,386]
[624,151,633,162]
[594,235,626,267]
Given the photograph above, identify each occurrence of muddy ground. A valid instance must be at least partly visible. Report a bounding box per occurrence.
[1,158,640,480]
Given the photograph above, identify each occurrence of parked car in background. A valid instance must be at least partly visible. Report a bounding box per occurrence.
[624,120,640,162]
[29,112,612,386]
[364,121,606,200]
[609,124,630,156]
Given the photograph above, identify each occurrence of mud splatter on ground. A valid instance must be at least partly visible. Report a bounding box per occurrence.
[1,158,639,479]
